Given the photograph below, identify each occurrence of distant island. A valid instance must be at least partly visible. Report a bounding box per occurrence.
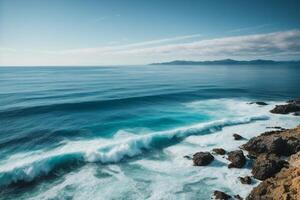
[150,59,300,65]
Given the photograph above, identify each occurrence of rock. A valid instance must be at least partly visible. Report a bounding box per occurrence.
[183,155,192,160]
[238,176,252,184]
[249,101,268,105]
[233,134,243,140]
[251,154,288,180]
[247,167,300,200]
[266,126,286,130]
[288,151,300,167]
[227,150,246,168]
[212,148,226,155]
[255,102,268,106]
[294,112,300,116]
[234,195,243,200]
[213,190,231,200]
[192,152,214,166]
[270,103,300,114]
[242,126,300,157]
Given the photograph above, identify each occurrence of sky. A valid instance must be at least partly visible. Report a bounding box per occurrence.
[0,0,300,66]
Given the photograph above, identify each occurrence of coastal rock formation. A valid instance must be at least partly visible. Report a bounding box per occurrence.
[242,126,300,157]
[233,134,243,140]
[227,150,246,168]
[213,190,231,200]
[247,167,300,200]
[270,103,300,114]
[192,152,214,166]
[287,99,300,104]
[238,176,252,184]
[212,148,226,155]
[246,125,300,199]
[251,154,288,180]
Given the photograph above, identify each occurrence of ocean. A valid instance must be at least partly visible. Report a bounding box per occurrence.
[0,64,300,200]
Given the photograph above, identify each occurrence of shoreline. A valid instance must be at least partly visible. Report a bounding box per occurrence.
[189,100,300,199]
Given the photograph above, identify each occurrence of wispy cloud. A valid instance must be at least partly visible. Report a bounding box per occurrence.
[56,33,203,54]
[227,24,272,33]
[1,30,300,66]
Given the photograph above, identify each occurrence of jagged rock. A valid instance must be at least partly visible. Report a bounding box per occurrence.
[234,194,243,200]
[192,152,214,166]
[212,148,226,155]
[270,103,300,114]
[251,154,288,180]
[247,167,300,200]
[238,176,252,184]
[233,134,243,140]
[227,150,246,168]
[213,190,231,200]
[242,126,300,157]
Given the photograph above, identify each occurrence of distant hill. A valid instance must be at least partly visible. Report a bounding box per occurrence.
[150,59,300,65]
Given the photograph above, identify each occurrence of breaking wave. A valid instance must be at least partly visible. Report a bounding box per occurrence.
[0,115,268,187]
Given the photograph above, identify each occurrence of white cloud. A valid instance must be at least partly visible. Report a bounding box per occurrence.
[1,30,300,66]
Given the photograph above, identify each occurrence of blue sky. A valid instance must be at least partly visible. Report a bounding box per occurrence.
[1,0,300,65]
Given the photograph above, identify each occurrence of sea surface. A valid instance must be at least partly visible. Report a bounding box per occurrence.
[0,64,300,200]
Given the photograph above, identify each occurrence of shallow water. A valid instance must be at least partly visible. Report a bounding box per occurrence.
[0,64,300,199]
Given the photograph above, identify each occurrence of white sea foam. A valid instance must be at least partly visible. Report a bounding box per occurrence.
[0,114,267,187]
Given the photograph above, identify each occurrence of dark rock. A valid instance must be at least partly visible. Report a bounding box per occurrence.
[227,150,246,168]
[266,126,286,130]
[270,103,300,114]
[242,128,300,157]
[248,101,268,105]
[213,190,231,200]
[234,195,243,200]
[183,155,192,160]
[255,102,268,106]
[238,176,252,184]
[233,134,243,140]
[251,154,288,180]
[212,148,226,155]
[294,112,300,116]
[192,152,214,166]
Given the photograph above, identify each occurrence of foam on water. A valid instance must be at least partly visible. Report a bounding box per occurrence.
[1,99,299,200]
[0,115,267,187]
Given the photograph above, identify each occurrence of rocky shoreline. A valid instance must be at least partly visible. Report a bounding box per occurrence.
[188,99,300,199]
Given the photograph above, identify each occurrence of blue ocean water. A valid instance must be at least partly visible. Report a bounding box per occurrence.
[0,64,300,199]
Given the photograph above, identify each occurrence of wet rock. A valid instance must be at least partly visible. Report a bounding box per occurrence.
[213,190,231,200]
[233,134,243,140]
[227,150,246,168]
[294,112,300,116]
[234,195,243,200]
[248,101,268,106]
[192,152,214,166]
[270,103,300,114]
[254,102,268,106]
[183,155,192,160]
[238,176,252,184]
[212,148,226,155]
[251,154,288,180]
[266,126,286,131]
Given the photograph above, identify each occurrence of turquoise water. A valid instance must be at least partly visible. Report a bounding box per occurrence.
[0,64,300,199]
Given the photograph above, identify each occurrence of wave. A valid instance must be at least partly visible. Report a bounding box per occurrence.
[0,115,268,187]
[0,88,247,118]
